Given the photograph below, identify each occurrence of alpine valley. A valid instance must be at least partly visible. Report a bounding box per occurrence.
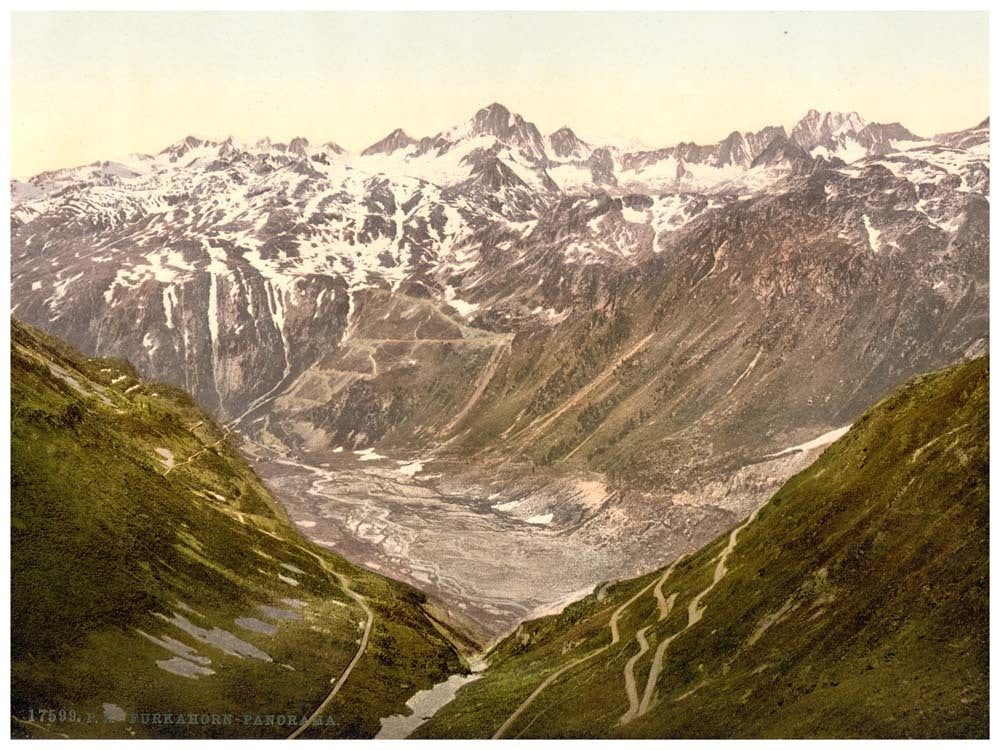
[10,103,989,738]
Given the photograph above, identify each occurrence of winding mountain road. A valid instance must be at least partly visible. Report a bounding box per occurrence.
[288,566,374,739]
[619,625,653,724]
[619,558,683,723]
[653,558,683,620]
[162,436,227,476]
[634,507,760,718]
[481,504,761,735]
[491,572,660,739]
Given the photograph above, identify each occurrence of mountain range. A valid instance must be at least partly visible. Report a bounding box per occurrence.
[10,101,989,638]
[9,99,990,739]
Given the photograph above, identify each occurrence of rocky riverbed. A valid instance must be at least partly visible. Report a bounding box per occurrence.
[243,437,823,641]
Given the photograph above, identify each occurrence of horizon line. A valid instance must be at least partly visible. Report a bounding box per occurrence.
[14,101,987,180]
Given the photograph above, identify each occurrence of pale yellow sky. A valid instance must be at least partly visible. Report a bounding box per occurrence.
[11,12,989,177]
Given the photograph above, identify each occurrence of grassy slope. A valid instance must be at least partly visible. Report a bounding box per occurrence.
[10,319,463,739]
[419,356,988,739]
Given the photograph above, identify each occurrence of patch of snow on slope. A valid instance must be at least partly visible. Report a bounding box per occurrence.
[492,500,521,512]
[162,285,178,329]
[443,284,479,316]
[766,426,850,458]
[547,163,595,192]
[862,214,882,253]
[377,672,483,739]
[396,460,424,477]
[621,206,648,224]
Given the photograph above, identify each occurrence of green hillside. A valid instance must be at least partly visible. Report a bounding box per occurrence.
[10,318,465,739]
[418,356,989,739]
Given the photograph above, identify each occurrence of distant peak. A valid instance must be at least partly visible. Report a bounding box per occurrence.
[472,102,521,127]
[795,109,863,124]
[471,102,520,135]
[158,134,218,159]
[478,102,511,117]
[750,131,812,169]
[288,136,310,156]
[791,109,868,151]
[859,121,921,140]
[361,127,417,156]
[548,126,591,159]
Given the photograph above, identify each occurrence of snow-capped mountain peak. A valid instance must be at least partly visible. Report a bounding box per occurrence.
[790,109,872,162]
[464,102,548,160]
[791,109,867,149]
[12,107,987,223]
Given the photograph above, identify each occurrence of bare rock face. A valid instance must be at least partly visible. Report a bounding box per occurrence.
[587,148,617,186]
[548,126,591,160]
[935,117,990,149]
[749,131,812,169]
[857,122,922,155]
[361,128,418,157]
[469,102,549,160]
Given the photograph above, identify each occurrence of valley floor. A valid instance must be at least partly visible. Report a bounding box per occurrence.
[248,444,632,641]
[243,426,849,644]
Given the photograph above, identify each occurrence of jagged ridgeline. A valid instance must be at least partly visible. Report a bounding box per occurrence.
[10,319,467,739]
[418,357,988,739]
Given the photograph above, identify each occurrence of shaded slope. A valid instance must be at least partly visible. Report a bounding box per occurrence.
[418,356,988,739]
[10,319,464,738]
